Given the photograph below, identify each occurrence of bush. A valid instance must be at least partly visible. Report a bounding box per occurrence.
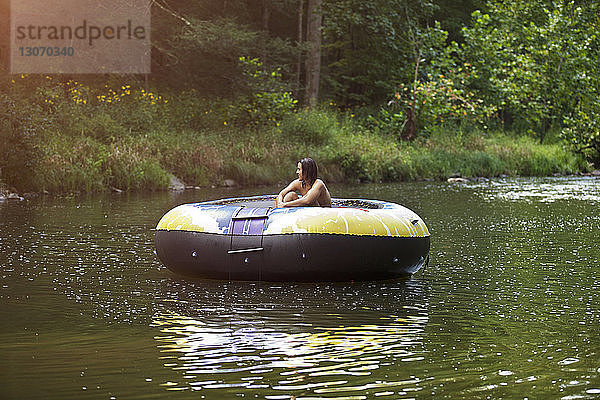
[107,148,169,191]
[68,112,128,143]
[561,105,600,167]
[0,95,45,190]
[0,74,590,194]
[235,57,298,128]
[278,108,338,145]
[34,135,108,193]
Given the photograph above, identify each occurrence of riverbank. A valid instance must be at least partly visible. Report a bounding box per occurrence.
[0,78,591,195]
[1,117,592,196]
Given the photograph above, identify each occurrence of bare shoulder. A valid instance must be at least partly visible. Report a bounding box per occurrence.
[314,179,331,207]
[314,179,329,190]
[286,179,303,190]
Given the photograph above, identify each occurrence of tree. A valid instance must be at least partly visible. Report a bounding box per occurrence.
[320,0,438,105]
[304,0,322,107]
[558,2,600,166]
[461,0,600,146]
[432,0,486,43]
[294,0,304,97]
[148,0,468,110]
[150,0,299,95]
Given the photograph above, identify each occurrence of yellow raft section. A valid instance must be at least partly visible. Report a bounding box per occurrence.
[156,199,430,238]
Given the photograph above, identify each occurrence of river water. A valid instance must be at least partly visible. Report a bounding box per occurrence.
[1,177,599,399]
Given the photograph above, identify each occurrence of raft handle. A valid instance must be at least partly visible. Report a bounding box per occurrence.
[228,247,264,254]
[232,215,269,220]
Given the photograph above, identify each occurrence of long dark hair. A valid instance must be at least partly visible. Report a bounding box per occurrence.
[299,157,318,188]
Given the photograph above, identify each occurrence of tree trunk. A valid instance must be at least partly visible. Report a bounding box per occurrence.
[262,0,270,32]
[402,54,420,141]
[305,0,321,108]
[401,4,420,141]
[294,0,303,99]
[261,0,270,65]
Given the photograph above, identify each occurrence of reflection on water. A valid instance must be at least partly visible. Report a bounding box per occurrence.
[473,176,600,203]
[151,280,429,397]
[1,178,600,399]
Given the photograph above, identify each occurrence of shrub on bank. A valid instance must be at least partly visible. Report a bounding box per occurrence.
[312,123,587,183]
[0,76,590,193]
[33,134,170,193]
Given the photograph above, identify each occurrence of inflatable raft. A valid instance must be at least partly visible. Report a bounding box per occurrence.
[155,195,430,281]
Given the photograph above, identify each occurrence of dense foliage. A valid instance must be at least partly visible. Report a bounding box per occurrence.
[1,0,598,192]
[462,0,600,160]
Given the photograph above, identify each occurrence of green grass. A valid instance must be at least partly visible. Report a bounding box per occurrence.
[0,78,590,193]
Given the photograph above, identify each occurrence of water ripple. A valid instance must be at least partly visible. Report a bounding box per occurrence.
[2,182,600,399]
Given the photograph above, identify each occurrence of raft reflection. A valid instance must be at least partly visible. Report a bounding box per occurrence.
[151,280,429,397]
